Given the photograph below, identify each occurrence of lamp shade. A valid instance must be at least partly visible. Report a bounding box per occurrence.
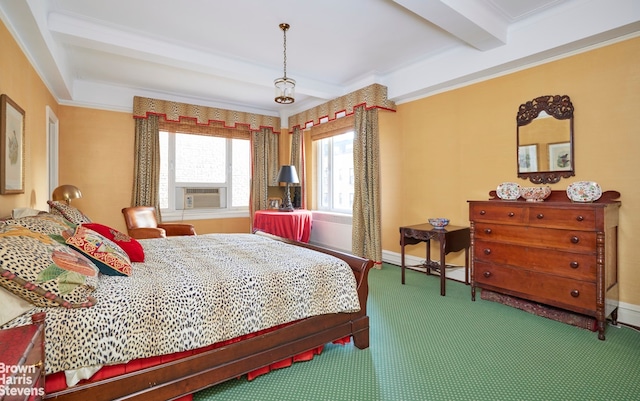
[276,165,299,184]
[52,185,82,204]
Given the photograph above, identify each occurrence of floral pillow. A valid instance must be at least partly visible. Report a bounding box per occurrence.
[65,225,132,276]
[47,200,92,224]
[0,225,99,308]
[83,223,144,262]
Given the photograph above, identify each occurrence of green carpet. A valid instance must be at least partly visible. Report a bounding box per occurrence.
[194,264,640,401]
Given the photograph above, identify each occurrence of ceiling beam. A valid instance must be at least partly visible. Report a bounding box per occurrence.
[392,0,508,51]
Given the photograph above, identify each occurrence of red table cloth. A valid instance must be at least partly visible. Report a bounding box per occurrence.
[253,209,313,242]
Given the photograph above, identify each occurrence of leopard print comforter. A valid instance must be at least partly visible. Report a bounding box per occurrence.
[4,234,361,375]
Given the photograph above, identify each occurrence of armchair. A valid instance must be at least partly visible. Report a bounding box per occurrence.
[121,206,196,239]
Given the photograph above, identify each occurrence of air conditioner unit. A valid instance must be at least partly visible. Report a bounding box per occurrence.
[177,187,225,209]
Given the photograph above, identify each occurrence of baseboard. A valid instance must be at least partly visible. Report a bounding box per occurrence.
[617,301,640,328]
[381,250,640,328]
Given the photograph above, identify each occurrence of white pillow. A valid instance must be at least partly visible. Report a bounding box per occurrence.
[0,286,35,326]
[11,207,43,219]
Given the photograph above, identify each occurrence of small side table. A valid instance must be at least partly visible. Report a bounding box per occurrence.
[400,223,470,296]
[253,209,313,242]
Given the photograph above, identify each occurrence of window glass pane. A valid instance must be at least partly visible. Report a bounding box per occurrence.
[175,134,225,183]
[332,132,354,211]
[316,131,353,213]
[159,131,168,209]
[231,139,250,207]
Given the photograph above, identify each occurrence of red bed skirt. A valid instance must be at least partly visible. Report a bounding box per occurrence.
[45,321,351,400]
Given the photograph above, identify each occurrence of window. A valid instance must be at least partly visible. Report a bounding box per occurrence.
[316,131,354,213]
[159,131,250,218]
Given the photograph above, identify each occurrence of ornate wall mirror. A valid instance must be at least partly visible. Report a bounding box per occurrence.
[517,95,575,184]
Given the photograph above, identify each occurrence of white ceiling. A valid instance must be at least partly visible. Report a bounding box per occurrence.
[1,0,639,122]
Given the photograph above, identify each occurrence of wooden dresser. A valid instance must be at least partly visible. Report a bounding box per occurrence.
[468,190,620,340]
[0,313,45,400]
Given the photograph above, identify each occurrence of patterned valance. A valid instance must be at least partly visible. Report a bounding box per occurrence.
[288,83,396,131]
[133,96,280,133]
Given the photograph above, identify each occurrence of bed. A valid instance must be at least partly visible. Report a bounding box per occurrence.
[0,209,372,401]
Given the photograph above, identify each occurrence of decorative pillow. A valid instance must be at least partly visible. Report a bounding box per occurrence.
[82,223,144,262]
[47,200,92,224]
[65,225,132,276]
[3,213,76,236]
[0,225,99,308]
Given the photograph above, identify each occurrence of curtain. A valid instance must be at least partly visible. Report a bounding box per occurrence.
[290,126,304,208]
[352,106,382,268]
[132,115,161,219]
[251,128,279,215]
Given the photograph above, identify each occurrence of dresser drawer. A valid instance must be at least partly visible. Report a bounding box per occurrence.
[473,240,596,281]
[474,222,596,252]
[469,203,525,224]
[527,207,597,230]
[474,261,596,312]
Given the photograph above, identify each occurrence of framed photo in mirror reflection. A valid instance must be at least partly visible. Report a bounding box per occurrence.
[518,144,538,173]
[548,142,571,171]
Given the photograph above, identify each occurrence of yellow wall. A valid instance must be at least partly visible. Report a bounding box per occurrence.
[2,16,638,306]
[0,21,59,214]
[384,36,640,306]
[56,105,250,234]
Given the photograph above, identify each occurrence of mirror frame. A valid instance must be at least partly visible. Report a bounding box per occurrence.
[517,95,575,184]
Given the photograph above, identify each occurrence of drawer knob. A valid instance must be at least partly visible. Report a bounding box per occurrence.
[570,261,579,269]
[508,212,515,217]
[29,361,44,370]
[576,215,584,222]
[571,236,580,244]
[536,213,544,219]
[570,290,580,298]
[480,210,486,215]
[484,228,492,234]
[483,248,491,255]
[483,271,491,278]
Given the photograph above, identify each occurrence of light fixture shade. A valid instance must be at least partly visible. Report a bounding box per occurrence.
[274,77,296,104]
[275,23,295,104]
[276,165,299,184]
[52,184,82,205]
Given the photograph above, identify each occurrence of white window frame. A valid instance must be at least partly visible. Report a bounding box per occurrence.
[160,131,250,221]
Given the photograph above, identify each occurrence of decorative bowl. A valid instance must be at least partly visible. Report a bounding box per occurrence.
[566,181,602,203]
[496,182,521,200]
[428,218,450,229]
[519,186,551,202]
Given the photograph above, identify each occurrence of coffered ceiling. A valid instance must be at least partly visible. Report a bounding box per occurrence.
[0,0,638,121]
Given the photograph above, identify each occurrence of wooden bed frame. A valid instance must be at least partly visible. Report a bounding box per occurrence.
[45,240,373,401]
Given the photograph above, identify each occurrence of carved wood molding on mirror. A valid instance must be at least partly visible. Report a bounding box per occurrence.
[516,95,575,184]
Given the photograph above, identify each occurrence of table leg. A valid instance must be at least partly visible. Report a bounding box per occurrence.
[401,233,406,284]
[425,239,431,276]
[439,236,446,296]
[464,247,469,285]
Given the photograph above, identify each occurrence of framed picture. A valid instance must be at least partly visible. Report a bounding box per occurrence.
[548,142,571,171]
[1,94,25,194]
[518,144,538,173]
[268,197,282,210]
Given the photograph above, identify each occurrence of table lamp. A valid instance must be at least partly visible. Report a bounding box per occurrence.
[52,184,82,205]
[276,165,299,212]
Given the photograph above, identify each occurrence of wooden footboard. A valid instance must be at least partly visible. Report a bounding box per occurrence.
[45,241,373,401]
